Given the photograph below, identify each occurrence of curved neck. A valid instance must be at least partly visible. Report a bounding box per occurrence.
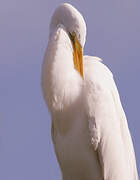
[42,25,83,112]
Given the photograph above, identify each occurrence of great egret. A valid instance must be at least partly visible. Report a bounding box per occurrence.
[42,3,138,180]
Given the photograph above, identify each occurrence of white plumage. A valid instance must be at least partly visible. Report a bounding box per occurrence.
[42,3,138,180]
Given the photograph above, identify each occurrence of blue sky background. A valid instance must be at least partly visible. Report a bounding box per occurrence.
[0,0,139,179]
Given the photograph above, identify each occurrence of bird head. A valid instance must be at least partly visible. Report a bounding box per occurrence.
[49,3,86,78]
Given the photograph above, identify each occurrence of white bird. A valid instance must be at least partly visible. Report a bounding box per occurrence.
[42,3,138,180]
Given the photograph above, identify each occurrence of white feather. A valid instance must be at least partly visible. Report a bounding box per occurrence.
[42,3,138,180]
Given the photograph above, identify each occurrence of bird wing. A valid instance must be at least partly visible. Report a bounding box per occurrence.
[84,56,138,180]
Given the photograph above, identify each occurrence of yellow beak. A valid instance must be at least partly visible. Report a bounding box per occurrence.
[69,33,84,79]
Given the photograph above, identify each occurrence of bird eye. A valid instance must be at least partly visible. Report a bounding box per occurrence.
[69,32,75,44]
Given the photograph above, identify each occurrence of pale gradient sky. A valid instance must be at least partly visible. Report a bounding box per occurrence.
[0,0,140,179]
